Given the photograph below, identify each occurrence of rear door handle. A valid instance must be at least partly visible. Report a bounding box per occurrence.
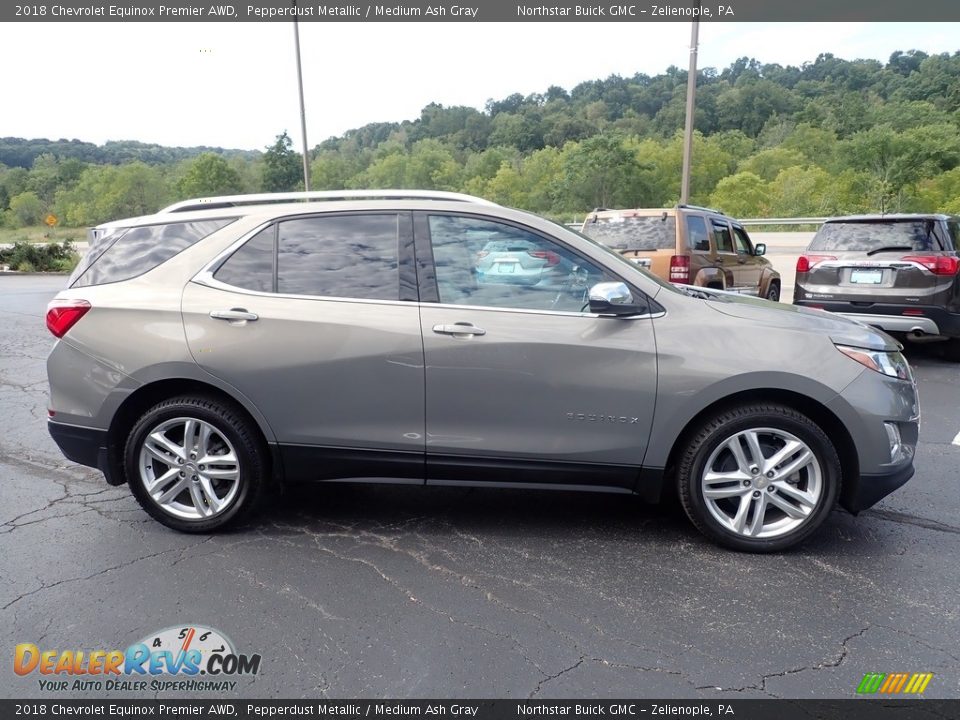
[432,323,486,337]
[210,308,259,322]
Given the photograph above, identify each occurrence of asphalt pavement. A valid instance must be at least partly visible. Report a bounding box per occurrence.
[1,272,959,700]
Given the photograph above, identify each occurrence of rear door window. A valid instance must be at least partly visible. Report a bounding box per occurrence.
[214,214,402,301]
[712,220,734,253]
[71,219,235,288]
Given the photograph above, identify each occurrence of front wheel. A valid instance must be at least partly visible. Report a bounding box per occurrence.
[765,282,781,302]
[124,396,266,532]
[677,403,841,552]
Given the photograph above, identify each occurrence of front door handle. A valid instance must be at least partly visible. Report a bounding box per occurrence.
[210,308,259,322]
[432,323,486,337]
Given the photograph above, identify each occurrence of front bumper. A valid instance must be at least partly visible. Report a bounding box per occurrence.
[48,420,119,485]
[840,462,915,514]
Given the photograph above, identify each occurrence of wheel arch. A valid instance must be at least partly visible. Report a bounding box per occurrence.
[693,266,726,289]
[659,388,858,505]
[103,378,282,487]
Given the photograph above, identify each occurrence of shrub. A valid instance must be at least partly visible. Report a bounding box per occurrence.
[0,240,76,272]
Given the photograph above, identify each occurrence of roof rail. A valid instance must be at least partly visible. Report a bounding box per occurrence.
[677,203,725,215]
[160,189,498,214]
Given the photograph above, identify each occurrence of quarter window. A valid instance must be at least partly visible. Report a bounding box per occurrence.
[686,216,711,252]
[71,219,235,288]
[429,215,613,313]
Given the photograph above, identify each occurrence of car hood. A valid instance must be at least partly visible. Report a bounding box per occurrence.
[686,288,900,351]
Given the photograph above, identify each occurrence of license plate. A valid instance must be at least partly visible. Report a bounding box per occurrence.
[850,269,883,284]
[497,263,515,273]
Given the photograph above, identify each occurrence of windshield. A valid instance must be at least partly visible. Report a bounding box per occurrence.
[810,220,950,252]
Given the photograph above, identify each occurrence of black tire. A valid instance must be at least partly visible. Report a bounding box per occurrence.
[124,395,266,532]
[677,403,841,552]
[765,282,781,302]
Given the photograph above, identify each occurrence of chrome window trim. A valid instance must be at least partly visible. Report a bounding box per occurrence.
[426,301,665,320]
[191,274,665,320]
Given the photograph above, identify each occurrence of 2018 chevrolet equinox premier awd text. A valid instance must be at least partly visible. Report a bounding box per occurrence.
[45,191,920,552]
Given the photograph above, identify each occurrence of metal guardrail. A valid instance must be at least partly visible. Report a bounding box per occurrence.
[738,217,827,227]
[568,216,827,229]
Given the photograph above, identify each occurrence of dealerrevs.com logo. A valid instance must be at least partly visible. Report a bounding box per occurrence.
[14,625,261,693]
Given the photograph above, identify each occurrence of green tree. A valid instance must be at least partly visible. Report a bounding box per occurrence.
[558,134,643,212]
[176,153,243,198]
[739,147,806,182]
[262,132,303,192]
[8,191,45,227]
[54,162,169,226]
[767,166,833,216]
[709,172,770,217]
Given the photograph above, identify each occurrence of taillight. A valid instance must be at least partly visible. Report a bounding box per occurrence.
[796,255,836,273]
[669,255,690,283]
[903,255,960,276]
[527,250,560,266]
[46,299,91,338]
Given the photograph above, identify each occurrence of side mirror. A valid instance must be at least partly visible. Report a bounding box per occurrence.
[588,282,644,316]
[754,243,766,256]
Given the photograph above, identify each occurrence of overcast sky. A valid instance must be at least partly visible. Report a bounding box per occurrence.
[1,22,956,150]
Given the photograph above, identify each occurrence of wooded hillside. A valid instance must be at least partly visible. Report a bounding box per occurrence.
[3,50,959,228]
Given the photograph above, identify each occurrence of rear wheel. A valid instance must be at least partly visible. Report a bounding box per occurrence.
[677,403,841,552]
[124,396,266,532]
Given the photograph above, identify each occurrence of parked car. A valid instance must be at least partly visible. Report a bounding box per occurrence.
[46,191,918,552]
[581,205,782,300]
[794,214,960,361]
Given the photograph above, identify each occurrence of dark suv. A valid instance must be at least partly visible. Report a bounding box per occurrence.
[794,214,960,360]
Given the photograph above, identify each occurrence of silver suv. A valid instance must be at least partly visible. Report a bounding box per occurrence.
[46,191,920,552]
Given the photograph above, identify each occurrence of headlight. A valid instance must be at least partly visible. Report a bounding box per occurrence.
[835,345,913,380]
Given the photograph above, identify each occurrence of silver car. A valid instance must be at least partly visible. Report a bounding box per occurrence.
[46,190,920,552]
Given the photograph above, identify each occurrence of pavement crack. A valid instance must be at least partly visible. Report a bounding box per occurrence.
[3,542,208,610]
[863,508,960,536]
[703,626,870,697]
[529,656,586,698]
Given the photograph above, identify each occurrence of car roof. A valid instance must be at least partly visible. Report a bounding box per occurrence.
[823,213,957,223]
[90,190,506,235]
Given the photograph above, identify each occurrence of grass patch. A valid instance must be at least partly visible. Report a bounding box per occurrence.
[0,225,86,245]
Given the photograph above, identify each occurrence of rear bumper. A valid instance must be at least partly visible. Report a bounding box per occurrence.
[794,301,960,338]
[841,462,915,514]
[48,420,118,484]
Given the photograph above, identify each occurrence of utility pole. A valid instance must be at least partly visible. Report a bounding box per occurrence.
[293,3,311,191]
[680,12,700,205]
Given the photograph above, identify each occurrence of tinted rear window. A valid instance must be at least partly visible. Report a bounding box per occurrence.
[71,219,235,288]
[809,220,951,252]
[582,215,677,251]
